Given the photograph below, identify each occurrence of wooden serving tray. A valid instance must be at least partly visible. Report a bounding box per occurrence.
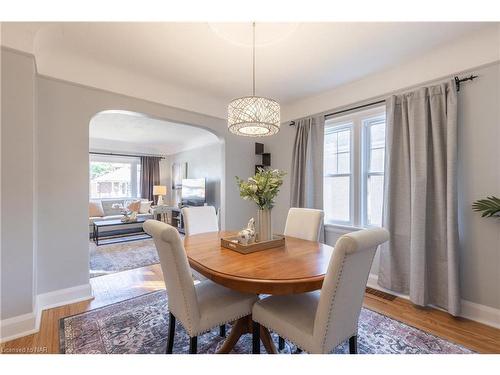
[221,235,285,254]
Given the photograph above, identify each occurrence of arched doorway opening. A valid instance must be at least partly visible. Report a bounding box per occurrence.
[88,110,224,278]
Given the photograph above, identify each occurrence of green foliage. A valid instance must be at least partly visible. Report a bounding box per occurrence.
[90,162,117,179]
[472,196,500,218]
[235,168,286,210]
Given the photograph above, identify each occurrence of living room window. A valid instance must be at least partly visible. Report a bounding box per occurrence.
[323,106,386,227]
[89,154,141,199]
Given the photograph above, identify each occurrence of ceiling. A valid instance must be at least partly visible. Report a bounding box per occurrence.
[89,111,219,155]
[1,22,493,119]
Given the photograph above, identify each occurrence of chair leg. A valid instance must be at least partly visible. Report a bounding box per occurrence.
[219,324,226,337]
[349,335,357,354]
[189,336,198,354]
[252,321,260,354]
[278,336,285,351]
[166,312,175,354]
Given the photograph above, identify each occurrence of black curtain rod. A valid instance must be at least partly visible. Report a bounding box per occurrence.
[289,74,478,126]
[89,151,165,159]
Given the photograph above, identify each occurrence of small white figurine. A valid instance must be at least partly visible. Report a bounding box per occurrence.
[237,218,256,245]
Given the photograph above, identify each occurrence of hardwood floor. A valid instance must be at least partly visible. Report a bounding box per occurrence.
[1,264,499,354]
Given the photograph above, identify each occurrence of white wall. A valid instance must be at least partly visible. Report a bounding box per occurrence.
[456,62,500,309]
[0,48,259,323]
[258,124,296,234]
[168,143,223,210]
[281,63,500,312]
[1,49,36,319]
[282,24,500,122]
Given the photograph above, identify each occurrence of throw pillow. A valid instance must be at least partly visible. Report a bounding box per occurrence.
[139,200,153,214]
[127,200,141,212]
[89,201,104,217]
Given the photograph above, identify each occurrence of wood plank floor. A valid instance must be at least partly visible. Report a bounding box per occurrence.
[1,264,499,354]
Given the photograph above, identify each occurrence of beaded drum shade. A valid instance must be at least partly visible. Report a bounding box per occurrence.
[227,23,280,137]
[228,96,280,136]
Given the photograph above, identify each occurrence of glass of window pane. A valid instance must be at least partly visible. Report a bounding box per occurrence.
[337,152,350,173]
[337,130,350,153]
[367,175,384,226]
[324,176,350,223]
[369,148,385,173]
[324,152,338,175]
[370,123,385,148]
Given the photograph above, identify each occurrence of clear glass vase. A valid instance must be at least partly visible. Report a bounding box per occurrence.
[258,208,272,242]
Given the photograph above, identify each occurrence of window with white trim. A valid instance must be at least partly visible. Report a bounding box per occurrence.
[89,154,141,199]
[323,106,386,227]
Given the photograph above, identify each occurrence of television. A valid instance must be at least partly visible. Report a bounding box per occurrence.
[181,178,206,206]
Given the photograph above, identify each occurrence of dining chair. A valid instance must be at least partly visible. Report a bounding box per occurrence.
[278,207,324,350]
[251,227,389,354]
[182,205,219,236]
[144,220,258,354]
[284,207,324,241]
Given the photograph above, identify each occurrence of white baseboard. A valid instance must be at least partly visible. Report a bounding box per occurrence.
[367,273,500,329]
[0,312,38,343]
[0,283,93,343]
[461,299,500,329]
[36,284,93,313]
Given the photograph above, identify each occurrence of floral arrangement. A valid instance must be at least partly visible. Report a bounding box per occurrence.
[235,168,286,210]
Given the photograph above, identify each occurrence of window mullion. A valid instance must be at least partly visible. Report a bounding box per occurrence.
[352,119,361,227]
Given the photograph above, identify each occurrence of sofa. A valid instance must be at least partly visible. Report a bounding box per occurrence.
[89,199,154,237]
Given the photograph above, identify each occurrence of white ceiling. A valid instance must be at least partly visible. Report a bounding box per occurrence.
[89,111,219,155]
[1,22,492,119]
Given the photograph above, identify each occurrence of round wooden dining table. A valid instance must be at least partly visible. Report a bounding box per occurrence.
[184,230,335,354]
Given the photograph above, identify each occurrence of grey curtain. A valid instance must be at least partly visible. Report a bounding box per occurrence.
[290,116,325,240]
[140,156,161,201]
[378,80,460,315]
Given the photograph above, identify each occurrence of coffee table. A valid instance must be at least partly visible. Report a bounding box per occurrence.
[93,217,151,246]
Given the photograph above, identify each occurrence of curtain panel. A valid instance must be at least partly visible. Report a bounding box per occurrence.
[290,116,325,240]
[379,80,460,315]
[140,156,161,202]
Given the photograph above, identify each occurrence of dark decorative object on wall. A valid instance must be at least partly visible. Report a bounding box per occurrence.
[255,142,271,173]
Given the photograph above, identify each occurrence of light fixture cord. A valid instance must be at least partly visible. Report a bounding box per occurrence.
[252,21,256,96]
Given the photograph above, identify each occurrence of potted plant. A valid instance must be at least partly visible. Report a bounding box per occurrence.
[236,168,286,241]
[472,196,500,218]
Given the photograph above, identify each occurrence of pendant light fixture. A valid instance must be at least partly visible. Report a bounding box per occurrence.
[227,22,280,137]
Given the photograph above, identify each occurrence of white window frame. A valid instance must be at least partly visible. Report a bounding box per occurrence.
[361,115,386,227]
[323,122,354,226]
[324,105,386,229]
[89,153,142,200]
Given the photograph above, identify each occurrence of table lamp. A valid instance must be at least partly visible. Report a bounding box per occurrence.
[153,185,167,206]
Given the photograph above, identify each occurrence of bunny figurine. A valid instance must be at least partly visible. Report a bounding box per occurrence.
[237,218,256,245]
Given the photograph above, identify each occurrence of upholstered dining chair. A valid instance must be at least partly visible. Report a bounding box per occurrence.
[278,207,324,350]
[284,207,324,241]
[182,205,219,236]
[251,227,389,354]
[144,220,258,354]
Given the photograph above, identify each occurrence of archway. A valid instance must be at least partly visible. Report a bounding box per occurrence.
[88,110,224,278]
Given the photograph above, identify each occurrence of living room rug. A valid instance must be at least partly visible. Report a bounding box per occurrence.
[89,238,159,278]
[60,290,473,354]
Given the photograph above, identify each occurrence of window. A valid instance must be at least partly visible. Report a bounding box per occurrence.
[324,124,352,224]
[89,154,141,199]
[323,106,386,227]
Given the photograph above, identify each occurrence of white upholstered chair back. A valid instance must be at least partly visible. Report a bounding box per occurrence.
[284,207,324,241]
[182,206,219,236]
[313,228,389,353]
[143,220,200,332]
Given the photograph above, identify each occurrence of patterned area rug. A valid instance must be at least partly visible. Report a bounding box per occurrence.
[60,290,473,354]
[89,238,159,278]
